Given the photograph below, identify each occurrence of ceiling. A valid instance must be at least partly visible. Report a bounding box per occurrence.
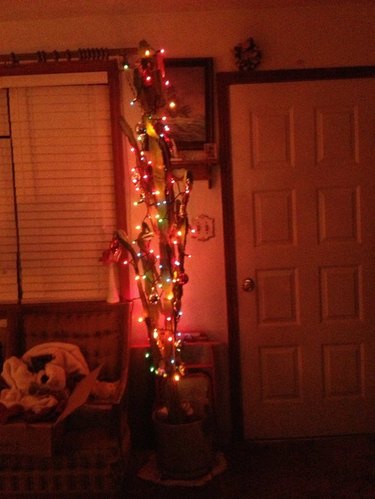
[0,0,366,22]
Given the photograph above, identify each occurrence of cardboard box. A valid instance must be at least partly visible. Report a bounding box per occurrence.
[0,366,100,456]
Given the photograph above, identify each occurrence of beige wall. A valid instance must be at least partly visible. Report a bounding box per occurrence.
[1,4,373,345]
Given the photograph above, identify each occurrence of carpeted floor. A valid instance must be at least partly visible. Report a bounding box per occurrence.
[123,434,375,498]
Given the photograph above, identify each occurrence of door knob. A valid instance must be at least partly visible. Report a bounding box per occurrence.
[242,277,256,292]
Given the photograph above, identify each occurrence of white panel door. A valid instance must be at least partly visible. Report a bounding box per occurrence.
[230,78,375,438]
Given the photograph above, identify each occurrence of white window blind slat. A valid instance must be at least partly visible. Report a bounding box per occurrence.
[9,83,117,303]
[21,254,105,266]
[11,161,114,175]
[12,152,113,164]
[18,206,115,218]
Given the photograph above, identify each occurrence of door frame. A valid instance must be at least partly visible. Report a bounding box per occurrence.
[216,65,375,441]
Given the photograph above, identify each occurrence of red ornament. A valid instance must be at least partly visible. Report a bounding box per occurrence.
[178,273,189,285]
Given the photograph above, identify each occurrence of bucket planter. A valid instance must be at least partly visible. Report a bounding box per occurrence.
[153,412,214,480]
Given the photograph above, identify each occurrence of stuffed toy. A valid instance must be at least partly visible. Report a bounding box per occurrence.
[0,342,89,423]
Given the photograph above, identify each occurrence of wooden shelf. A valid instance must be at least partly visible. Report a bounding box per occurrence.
[171,159,217,188]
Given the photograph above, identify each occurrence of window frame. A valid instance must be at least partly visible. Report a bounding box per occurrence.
[0,59,129,304]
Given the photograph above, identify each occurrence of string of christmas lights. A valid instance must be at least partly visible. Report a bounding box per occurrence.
[102,40,192,388]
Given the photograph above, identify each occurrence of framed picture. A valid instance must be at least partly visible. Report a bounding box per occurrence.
[164,57,214,150]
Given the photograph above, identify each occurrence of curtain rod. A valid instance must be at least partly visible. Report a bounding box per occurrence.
[0,47,138,65]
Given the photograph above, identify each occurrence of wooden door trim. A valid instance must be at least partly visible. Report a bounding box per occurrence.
[217,66,375,441]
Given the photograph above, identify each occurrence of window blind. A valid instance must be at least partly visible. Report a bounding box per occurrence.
[7,83,117,302]
[0,89,18,302]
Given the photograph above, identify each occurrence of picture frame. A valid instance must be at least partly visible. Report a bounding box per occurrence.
[164,57,214,150]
